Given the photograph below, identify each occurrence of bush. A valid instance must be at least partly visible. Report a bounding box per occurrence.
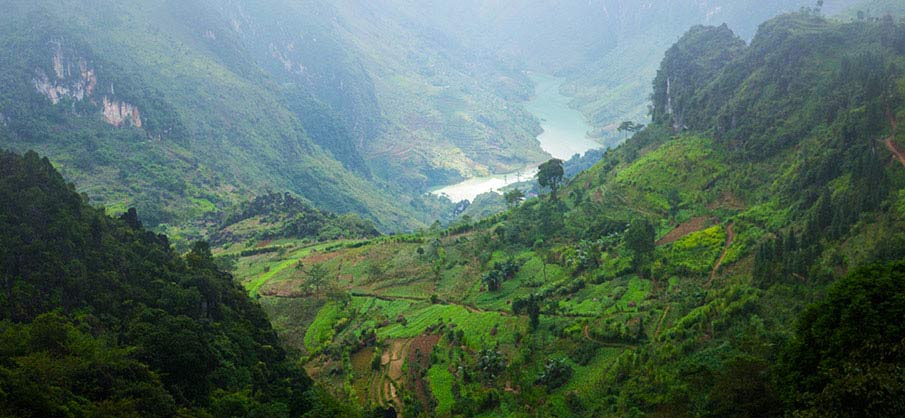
[536,358,574,391]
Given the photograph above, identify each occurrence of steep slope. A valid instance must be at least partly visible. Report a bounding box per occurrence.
[374,0,861,147]
[225,13,905,416]
[2,0,563,233]
[330,0,549,186]
[210,191,380,246]
[0,0,449,233]
[0,150,354,417]
[560,0,861,144]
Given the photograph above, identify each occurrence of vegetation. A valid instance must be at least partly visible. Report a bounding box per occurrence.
[537,158,565,200]
[4,4,905,418]
[777,261,905,417]
[222,13,905,417]
[212,192,379,246]
[0,151,351,417]
[0,0,554,235]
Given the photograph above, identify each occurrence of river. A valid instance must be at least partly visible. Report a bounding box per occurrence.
[430,72,600,202]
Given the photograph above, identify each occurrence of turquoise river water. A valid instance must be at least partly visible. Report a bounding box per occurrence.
[431,73,600,202]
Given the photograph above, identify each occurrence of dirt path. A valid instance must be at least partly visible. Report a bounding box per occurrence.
[653,305,671,339]
[350,292,513,316]
[707,223,735,287]
[884,106,905,168]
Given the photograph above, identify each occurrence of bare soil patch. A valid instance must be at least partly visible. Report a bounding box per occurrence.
[656,217,713,246]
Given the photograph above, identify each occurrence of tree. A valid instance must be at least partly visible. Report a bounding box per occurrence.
[536,358,573,391]
[305,264,330,294]
[533,239,549,282]
[482,270,503,291]
[475,347,507,382]
[777,261,905,417]
[624,219,655,273]
[617,121,645,139]
[513,294,542,330]
[536,159,564,200]
[504,188,525,209]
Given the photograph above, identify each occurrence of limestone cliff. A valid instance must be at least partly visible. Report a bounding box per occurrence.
[32,42,141,129]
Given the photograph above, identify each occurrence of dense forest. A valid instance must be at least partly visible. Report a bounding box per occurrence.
[0,151,352,417]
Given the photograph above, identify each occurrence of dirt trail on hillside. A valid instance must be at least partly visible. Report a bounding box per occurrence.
[653,305,671,339]
[349,292,512,316]
[357,334,439,417]
[884,106,905,168]
[707,223,735,287]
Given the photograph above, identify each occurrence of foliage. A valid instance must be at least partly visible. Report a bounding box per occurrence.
[481,259,520,292]
[213,192,380,245]
[0,151,349,416]
[777,261,905,417]
[537,158,565,200]
[504,188,525,208]
[536,358,574,391]
[475,347,508,383]
[651,24,747,131]
[224,12,905,417]
[625,219,656,273]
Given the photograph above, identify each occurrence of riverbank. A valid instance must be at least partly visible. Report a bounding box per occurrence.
[431,73,601,202]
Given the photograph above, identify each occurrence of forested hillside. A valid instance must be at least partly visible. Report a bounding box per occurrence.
[0,0,553,235]
[224,13,905,416]
[0,150,355,417]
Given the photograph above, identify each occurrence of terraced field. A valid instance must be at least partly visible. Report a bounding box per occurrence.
[226,231,664,415]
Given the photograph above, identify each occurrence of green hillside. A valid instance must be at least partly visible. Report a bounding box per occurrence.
[0,0,557,235]
[0,150,354,417]
[225,13,905,417]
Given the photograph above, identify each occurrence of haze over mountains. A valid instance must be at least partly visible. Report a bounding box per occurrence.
[3,1,905,417]
[0,0,863,235]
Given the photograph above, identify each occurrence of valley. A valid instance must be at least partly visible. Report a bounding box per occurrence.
[431,72,599,202]
[216,9,905,416]
[2,1,905,418]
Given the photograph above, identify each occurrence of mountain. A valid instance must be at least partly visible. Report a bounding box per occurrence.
[0,1,871,237]
[561,0,865,144]
[371,1,863,148]
[0,150,354,417]
[223,12,905,416]
[0,0,556,234]
[0,0,426,233]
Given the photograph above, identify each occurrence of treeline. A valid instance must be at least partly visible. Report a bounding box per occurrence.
[0,151,351,417]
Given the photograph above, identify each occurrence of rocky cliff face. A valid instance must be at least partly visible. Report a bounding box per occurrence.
[102,97,142,128]
[33,42,141,129]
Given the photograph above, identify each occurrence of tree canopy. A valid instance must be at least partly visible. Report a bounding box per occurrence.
[537,159,565,200]
[0,150,350,417]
